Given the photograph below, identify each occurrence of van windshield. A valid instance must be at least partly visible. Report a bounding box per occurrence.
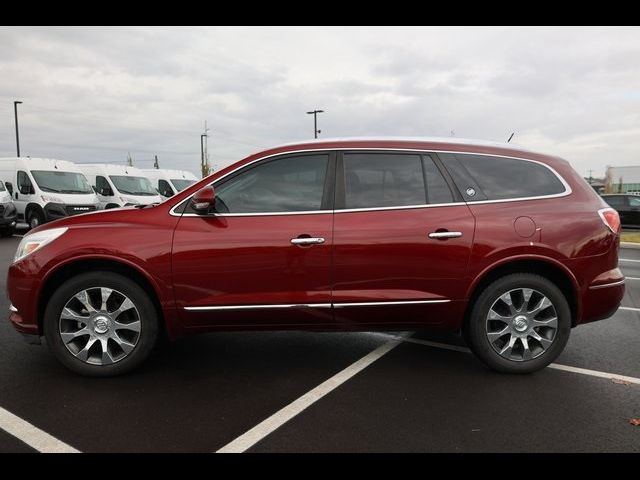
[170,179,196,191]
[109,175,157,196]
[31,171,93,194]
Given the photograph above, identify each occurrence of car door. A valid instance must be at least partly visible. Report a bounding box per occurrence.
[332,151,475,326]
[95,175,115,208]
[604,196,627,225]
[172,151,335,328]
[627,196,640,226]
[15,170,35,221]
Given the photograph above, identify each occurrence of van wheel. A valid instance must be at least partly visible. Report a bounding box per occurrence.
[465,273,571,373]
[43,271,158,376]
[28,210,44,230]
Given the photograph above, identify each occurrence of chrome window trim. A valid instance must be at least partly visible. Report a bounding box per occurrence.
[184,299,450,311]
[169,147,572,217]
[588,279,625,290]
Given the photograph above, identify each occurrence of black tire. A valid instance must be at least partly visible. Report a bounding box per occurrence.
[43,271,158,376]
[28,209,45,230]
[465,273,571,374]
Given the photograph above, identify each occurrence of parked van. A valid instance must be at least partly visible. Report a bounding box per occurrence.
[0,180,17,236]
[0,157,99,230]
[78,164,162,209]
[141,168,198,199]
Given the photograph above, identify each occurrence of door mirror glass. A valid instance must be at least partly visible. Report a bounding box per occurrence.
[190,186,215,213]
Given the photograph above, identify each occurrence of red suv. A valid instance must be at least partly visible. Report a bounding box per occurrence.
[7,138,624,376]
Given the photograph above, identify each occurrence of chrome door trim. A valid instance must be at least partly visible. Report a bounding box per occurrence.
[183,299,450,311]
[332,299,450,307]
[184,303,332,311]
[169,148,572,217]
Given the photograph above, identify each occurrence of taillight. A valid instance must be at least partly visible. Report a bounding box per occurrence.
[598,208,621,234]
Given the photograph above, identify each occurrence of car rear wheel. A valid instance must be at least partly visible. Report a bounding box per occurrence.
[465,273,571,373]
[43,271,158,376]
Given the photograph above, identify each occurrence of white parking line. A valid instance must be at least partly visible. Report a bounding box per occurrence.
[216,335,406,453]
[0,406,79,453]
[377,334,640,385]
[623,277,640,281]
[619,258,640,263]
[618,306,640,312]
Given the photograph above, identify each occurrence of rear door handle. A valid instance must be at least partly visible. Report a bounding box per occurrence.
[429,231,462,240]
[291,237,325,246]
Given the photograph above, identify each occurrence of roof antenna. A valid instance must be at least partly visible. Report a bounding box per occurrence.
[507,132,515,143]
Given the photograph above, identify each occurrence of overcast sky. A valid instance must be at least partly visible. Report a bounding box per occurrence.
[1,26,639,178]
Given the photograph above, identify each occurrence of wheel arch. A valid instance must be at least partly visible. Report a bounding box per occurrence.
[38,257,169,340]
[25,202,45,223]
[463,256,580,331]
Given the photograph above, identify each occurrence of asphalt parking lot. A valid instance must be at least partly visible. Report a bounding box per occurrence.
[0,233,638,452]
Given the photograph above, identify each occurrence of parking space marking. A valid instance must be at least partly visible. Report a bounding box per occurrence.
[623,277,640,281]
[373,334,640,385]
[619,258,640,263]
[618,306,640,312]
[0,406,80,453]
[216,335,406,453]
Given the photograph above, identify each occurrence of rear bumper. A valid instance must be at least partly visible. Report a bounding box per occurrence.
[579,268,625,325]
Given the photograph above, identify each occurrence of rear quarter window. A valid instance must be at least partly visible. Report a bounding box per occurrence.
[440,153,567,201]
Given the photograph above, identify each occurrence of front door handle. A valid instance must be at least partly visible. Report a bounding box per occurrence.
[291,237,325,246]
[429,231,462,240]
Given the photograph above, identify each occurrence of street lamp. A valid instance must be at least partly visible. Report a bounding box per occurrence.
[14,101,22,157]
[306,110,324,139]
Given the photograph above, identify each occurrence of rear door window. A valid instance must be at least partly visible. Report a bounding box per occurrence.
[440,153,567,201]
[343,153,426,209]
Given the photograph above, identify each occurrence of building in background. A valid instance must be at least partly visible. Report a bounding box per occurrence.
[605,166,640,194]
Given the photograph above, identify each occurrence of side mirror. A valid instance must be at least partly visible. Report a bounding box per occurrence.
[190,186,215,213]
[99,187,113,196]
[5,182,13,195]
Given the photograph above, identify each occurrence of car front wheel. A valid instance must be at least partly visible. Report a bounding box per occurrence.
[43,271,158,376]
[465,273,571,373]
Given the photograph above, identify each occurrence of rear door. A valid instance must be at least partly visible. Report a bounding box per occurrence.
[332,151,475,326]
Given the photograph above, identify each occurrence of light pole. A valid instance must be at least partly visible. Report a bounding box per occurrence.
[306,110,324,139]
[14,101,22,157]
[200,133,209,178]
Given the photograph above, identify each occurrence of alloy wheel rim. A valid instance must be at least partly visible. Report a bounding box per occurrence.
[485,288,558,362]
[59,287,141,365]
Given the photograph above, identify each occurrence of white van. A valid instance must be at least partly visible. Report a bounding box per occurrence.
[141,168,199,199]
[0,157,100,230]
[0,180,17,236]
[78,164,162,209]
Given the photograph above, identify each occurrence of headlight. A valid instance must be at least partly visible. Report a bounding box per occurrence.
[41,195,64,203]
[14,227,68,263]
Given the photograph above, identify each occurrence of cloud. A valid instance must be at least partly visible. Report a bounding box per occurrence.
[0,26,639,177]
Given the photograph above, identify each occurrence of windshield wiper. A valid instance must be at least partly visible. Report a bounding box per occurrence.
[40,186,62,193]
[60,189,90,194]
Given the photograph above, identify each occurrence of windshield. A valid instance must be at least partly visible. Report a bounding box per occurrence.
[171,178,196,191]
[31,170,93,194]
[109,175,157,196]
